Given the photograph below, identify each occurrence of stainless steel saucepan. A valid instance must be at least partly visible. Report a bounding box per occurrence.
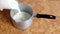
[10,3,56,30]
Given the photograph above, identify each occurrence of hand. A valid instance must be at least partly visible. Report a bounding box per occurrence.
[0,8,3,11]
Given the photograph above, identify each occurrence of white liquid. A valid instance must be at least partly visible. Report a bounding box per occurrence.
[13,12,31,22]
[0,0,22,15]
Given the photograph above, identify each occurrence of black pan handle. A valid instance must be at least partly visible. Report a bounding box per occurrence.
[35,14,56,19]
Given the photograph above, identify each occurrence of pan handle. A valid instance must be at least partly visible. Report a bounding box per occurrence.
[35,14,56,19]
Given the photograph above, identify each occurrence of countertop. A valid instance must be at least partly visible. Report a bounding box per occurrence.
[0,0,60,34]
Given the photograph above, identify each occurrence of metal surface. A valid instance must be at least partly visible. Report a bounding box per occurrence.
[10,3,33,29]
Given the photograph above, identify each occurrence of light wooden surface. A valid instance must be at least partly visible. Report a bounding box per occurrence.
[0,0,60,34]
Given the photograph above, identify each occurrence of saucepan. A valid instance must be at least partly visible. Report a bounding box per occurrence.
[10,3,56,30]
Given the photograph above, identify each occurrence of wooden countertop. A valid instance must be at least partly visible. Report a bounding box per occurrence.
[0,0,60,34]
